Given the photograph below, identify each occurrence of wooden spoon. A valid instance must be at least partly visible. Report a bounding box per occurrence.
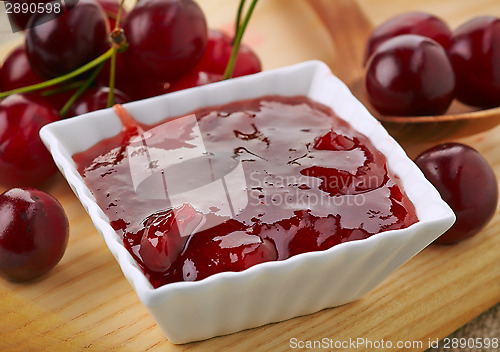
[307,0,500,142]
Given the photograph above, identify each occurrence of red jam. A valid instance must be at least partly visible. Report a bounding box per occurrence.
[73,95,418,287]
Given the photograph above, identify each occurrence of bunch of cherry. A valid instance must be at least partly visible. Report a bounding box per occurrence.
[0,0,261,283]
[364,12,500,116]
[0,0,261,188]
[361,12,499,245]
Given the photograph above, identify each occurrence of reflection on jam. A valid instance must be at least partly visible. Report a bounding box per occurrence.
[73,95,418,288]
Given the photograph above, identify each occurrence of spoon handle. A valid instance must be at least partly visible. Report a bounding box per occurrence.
[307,0,373,84]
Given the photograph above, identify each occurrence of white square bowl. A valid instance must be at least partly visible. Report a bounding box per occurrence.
[40,60,455,344]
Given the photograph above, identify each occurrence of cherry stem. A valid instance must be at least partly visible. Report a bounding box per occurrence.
[0,48,114,99]
[223,0,259,80]
[115,0,126,29]
[234,0,247,44]
[107,49,117,108]
[108,0,127,108]
[107,27,128,108]
[40,80,85,97]
[59,62,106,117]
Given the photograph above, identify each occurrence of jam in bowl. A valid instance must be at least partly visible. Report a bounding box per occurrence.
[73,95,418,287]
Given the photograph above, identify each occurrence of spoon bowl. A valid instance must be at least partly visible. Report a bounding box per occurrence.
[308,0,500,142]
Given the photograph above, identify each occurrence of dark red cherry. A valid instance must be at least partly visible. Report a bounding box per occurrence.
[313,129,356,151]
[138,204,202,273]
[300,130,387,195]
[167,29,262,92]
[415,143,498,244]
[0,187,69,282]
[0,44,43,91]
[198,29,262,77]
[286,212,341,257]
[448,16,500,108]
[96,53,169,100]
[42,88,78,111]
[167,70,222,92]
[0,44,77,111]
[25,0,109,79]
[0,94,60,187]
[66,87,131,117]
[117,75,171,101]
[364,12,452,65]
[122,0,207,82]
[180,222,278,282]
[97,52,127,91]
[365,34,455,116]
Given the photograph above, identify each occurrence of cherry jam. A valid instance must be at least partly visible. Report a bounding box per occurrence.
[73,95,418,288]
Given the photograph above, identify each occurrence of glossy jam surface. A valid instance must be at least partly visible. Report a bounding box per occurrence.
[73,96,418,287]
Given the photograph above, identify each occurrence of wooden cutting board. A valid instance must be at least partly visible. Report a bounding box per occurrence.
[1,1,499,351]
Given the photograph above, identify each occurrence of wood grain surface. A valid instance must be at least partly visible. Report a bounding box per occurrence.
[1,1,499,351]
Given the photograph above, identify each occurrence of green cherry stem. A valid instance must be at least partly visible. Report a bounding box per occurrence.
[115,0,126,29]
[40,80,85,97]
[234,0,247,44]
[0,47,115,99]
[59,61,106,117]
[223,0,259,80]
[108,0,128,108]
[107,49,117,108]
[107,26,128,108]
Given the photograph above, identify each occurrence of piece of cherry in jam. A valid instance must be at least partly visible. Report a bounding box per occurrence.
[73,95,417,288]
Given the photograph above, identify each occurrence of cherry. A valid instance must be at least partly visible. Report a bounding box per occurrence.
[96,53,133,94]
[285,212,339,257]
[113,72,171,101]
[66,86,131,117]
[122,0,207,82]
[138,204,202,273]
[199,29,262,78]
[167,29,262,92]
[365,34,455,116]
[167,70,222,93]
[364,12,452,65]
[0,187,69,282]
[96,0,128,29]
[136,205,278,282]
[448,16,500,108]
[0,44,42,91]
[42,88,79,112]
[25,0,109,79]
[98,58,170,100]
[0,94,60,187]
[415,143,498,244]
[179,222,278,282]
[102,1,209,100]
[300,130,387,195]
[313,129,357,151]
[97,52,173,100]
[0,44,79,111]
